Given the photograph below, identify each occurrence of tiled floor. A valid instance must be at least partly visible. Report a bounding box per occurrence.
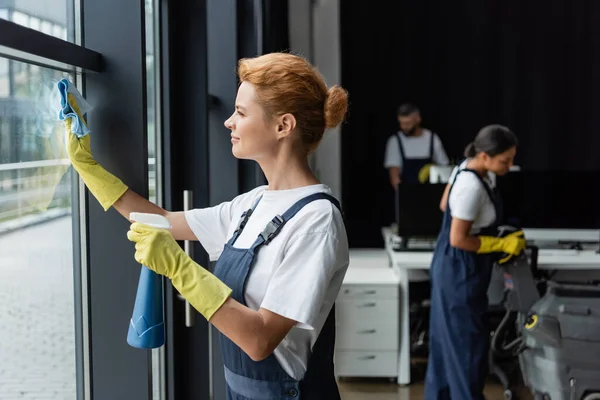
[338,378,533,400]
[338,360,533,400]
[0,217,77,400]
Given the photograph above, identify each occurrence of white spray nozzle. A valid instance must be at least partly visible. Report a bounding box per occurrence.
[129,212,172,229]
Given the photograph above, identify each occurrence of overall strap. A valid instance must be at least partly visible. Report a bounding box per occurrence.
[395,132,406,161]
[446,167,500,224]
[446,161,496,205]
[429,131,435,159]
[229,195,263,245]
[461,168,496,205]
[251,192,342,249]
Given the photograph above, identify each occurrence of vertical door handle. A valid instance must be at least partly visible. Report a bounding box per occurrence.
[179,190,196,328]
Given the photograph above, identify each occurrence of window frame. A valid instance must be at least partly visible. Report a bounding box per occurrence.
[0,18,102,73]
[1,1,153,399]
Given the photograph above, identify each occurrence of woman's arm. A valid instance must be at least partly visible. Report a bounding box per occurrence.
[127,211,342,363]
[113,189,196,241]
[210,300,297,362]
[113,189,166,218]
[210,230,345,362]
[449,217,481,252]
[388,167,401,188]
[64,95,198,241]
[439,182,451,212]
[127,222,297,362]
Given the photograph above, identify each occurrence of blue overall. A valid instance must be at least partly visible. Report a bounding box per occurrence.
[424,168,502,400]
[395,130,434,184]
[213,192,343,400]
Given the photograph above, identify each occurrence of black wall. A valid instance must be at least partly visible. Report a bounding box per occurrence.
[341,0,600,247]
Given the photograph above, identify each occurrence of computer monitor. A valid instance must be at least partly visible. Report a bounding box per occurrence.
[396,183,446,238]
[494,170,525,227]
[495,170,600,230]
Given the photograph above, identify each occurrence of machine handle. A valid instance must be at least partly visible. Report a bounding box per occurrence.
[559,304,590,316]
[526,245,540,278]
[179,190,196,328]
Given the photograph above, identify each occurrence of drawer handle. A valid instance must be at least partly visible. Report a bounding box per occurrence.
[360,290,377,295]
[357,303,377,308]
[357,329,377,334]
[357,355,376,360]
[343,289,377,295]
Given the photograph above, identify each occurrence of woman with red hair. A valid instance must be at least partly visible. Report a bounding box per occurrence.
[64,52,350,399]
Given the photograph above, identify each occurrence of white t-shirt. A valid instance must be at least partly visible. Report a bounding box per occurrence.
[184,184,349,380]
[383,129,449,170]
[448,159,497,233]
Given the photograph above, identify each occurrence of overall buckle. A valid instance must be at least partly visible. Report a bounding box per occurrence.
[260,215,285,244]
[234,209,253,234]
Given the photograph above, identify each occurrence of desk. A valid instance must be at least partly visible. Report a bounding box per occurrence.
[381,226,600,385]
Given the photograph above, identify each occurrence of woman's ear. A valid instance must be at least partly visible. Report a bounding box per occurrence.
[277,113,297,138]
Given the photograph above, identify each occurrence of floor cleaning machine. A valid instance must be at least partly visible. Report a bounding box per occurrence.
[494,243,600,400]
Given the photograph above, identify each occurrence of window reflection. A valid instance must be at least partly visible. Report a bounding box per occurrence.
[0,2,72,42]
[0,55,78,399]
[0,58,8,97]
[0,3,78,399]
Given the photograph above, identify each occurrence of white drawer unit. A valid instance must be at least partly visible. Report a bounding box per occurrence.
[336,298,399,325]
[338,284,398,300]
[335,317,398,351]
[334,351,398,377]
[334,256,401,380]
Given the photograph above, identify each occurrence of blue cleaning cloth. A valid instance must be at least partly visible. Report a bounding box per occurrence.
[57,78,93,138]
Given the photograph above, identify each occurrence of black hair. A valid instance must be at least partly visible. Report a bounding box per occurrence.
[396,103,420,117]
[463,124,518,158]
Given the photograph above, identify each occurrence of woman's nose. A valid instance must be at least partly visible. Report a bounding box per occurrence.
[224,114,234,129]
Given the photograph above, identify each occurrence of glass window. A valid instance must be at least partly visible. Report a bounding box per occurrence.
[146,0,158,206]
[41,20,53,35]
[29,16,41,31]
[1,2,75,43]
[11,11,29,27]
[0,58,8,97]
[53,23,64,39]
[0,56,79,400]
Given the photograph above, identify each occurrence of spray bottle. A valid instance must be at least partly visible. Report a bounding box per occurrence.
[126,212,171,348]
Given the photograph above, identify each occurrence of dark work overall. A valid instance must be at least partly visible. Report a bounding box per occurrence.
[213,192,343,400]
[395,131,436,356]
[395,130,434,184]
[424,168,502,400]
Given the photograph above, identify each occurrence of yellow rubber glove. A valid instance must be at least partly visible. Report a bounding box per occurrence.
[418,163,433,184]
[126,222,232,321]
[64,93,128,211]
[477,230,526,264]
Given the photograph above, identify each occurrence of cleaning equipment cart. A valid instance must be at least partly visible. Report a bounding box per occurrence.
[498,249,600,400]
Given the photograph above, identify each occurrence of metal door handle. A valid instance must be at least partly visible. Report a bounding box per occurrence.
[360,290,377,295]
[179,190,196,328]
